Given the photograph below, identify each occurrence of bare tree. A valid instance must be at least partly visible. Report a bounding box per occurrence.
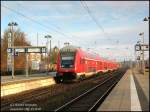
[1,28,31,74]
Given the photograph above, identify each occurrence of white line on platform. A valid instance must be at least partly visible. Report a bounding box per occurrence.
[130,73,142,111]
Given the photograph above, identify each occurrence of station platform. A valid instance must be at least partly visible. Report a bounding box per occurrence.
[97,68,149,111]
[1,72,56,84]
[1,72,56,97]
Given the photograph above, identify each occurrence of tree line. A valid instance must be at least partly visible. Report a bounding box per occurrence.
[1,28,59,75]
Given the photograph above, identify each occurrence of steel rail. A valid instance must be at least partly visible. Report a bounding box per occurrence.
[54,73,119,112]
[1,70,121,111]
[1,86,56,110]
[1,73,109,110]
[88,74,122,111]
[2,71,114,108]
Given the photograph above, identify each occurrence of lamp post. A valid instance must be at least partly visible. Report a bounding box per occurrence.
[45,35,52,75]
[136,41,141,70]
[137,16,150,74]
[8,22,18,79]
[139,32,145,75]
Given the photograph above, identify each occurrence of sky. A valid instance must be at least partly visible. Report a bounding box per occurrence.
[1,1,149,62]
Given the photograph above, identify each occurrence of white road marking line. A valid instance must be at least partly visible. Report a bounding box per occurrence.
[130,73,142,111]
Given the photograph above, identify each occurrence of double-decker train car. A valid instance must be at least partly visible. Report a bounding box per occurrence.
[56,45,119,82]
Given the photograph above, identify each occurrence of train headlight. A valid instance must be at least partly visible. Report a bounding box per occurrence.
[70,65,74,67]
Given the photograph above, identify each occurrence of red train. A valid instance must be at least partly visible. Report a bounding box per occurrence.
[56,45,119,82]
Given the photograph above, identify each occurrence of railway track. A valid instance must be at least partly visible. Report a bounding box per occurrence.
[54,69,126,111]
[1,69,126,111]
[1,85,57,111]
[1,72,111,111]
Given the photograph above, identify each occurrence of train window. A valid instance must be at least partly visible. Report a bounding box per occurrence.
[99,62,102,65]
[60,52,76,68]
[80,58,85,64]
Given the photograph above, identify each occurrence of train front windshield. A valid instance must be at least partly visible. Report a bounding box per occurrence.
[60,52,76,68]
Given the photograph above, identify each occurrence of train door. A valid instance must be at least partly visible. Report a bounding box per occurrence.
[96,61,98,73]
[100,61,104,72]
[84,59,88,73]
[80,58,86,73]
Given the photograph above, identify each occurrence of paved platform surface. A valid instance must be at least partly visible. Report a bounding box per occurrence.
[1,72,56,84]
[97,68,149,111]
[132,68,149,111]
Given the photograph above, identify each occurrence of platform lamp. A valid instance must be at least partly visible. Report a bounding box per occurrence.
[8,22,18,79]
[45,35,52,75]
[140,16,149,74]
[139,32,145,75]
[143,16,150,21]
[136,41,141,72]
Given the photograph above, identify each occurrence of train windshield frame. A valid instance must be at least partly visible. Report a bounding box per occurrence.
[60,51,76,68]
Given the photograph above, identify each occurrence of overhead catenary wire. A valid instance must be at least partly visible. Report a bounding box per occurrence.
[2,5,80,44]
[2,5,70,38]
[80,1,120,60]
[16,3,65,32]
[2,4,92,48]
[2,3,117,53]
[80,1,105,33]
[80,1,113,44]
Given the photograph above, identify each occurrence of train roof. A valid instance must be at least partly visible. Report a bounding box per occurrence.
[60,45,103,60]
[60,45,117,63]
[60,45,79,52]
